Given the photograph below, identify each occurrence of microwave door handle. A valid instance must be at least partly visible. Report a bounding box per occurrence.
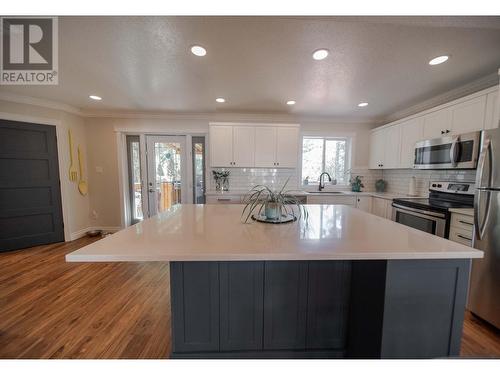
[449,135,459,166]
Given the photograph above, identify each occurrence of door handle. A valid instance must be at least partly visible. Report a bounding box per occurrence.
[148,188,155,193]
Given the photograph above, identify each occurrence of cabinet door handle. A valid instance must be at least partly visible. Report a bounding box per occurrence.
[458,220,473,226]
[457,234,472,241]
[217,198,231,202]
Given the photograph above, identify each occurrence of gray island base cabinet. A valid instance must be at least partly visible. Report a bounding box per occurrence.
[170,259,470,359]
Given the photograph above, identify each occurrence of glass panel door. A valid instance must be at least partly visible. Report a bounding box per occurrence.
[192,136,206,204]
[126,135,143,224]
[146,135,187,216]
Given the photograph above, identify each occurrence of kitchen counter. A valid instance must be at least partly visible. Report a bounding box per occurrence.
[66,204,482,359]
[205,190,425,200]
[66,204,481,262]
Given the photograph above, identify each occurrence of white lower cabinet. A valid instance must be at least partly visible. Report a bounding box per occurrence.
[449,212,474,247]
[372,197,393,219]
[355,196,372,212]
[206,195,243,204]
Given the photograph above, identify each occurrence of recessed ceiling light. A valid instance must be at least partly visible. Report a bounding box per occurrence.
[89,95,102,101]
[191,45,207,57]
[286,100,296,105]
[216,98,225,103]
[429,55,449,65]
[312,49,329,60]
[358,102,368,107]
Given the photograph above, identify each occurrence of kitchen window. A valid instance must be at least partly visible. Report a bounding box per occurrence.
[301,136,351,186]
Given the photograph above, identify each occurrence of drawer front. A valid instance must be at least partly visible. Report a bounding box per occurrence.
[449,226,473,247]
[307,195,356,206]
[206,195,242,204]
[450,213,474,231]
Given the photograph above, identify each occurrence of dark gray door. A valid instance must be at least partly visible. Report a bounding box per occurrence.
[220,262,264,351]
[263,261,308,350]
[0,120,64,252]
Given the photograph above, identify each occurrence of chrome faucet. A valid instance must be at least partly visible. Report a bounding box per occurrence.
[318,172,332,191]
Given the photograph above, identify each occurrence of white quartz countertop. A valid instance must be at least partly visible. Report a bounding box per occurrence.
[66,204,482,262]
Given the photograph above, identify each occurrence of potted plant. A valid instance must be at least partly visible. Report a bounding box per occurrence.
[241,178,307,223]
[350,175,364,192]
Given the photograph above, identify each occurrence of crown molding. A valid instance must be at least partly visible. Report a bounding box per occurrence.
[0,91,84,116]
[82,109,376,125]
[381,72,499,124]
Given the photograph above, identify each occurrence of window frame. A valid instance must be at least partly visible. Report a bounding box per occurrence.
[300,135,352,187]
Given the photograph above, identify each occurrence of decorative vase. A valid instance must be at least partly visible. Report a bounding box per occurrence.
[264,202,280,220]
[351,184,362,192]
[375,179,386,193]
[222,177,229,191]
[215,178,222,191]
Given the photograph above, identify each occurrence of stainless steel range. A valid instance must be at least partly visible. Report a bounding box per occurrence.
[392,181,475,238]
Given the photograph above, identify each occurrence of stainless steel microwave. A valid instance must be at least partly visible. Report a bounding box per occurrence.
[414,131,481,169]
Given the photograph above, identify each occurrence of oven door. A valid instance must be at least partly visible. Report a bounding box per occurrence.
[413,131,480,169]
[391,203,447,237]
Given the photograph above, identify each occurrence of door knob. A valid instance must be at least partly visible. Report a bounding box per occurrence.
[148,188,155,193]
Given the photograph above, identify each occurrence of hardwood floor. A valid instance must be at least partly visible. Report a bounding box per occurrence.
[0,236,498,359]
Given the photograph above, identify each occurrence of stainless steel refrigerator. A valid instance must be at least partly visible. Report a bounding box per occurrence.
[469,127,500,329]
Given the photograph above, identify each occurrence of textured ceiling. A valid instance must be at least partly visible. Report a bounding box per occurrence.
[1,16,500,120]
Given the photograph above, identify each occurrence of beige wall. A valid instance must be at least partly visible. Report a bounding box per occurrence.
[0,100,90,240]
[84,115,375,228]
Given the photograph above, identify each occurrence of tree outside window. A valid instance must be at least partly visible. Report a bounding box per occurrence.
[301,137,350,185]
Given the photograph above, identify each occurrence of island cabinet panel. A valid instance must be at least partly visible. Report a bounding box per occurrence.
[170,262,220,353]
[220,262,264,351]
[306,261,351,350]
[380,259,470,359]
[263,261,308,350]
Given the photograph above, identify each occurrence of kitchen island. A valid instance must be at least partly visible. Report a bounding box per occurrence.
[66,204,483,359]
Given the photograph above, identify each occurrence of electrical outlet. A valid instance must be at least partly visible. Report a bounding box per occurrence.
[95,166,103,173]
[92,210,99,220]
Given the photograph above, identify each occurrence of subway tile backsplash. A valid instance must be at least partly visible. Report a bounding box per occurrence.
[209,167,383,192]
[381,169,477,196]
[209,167,476,196]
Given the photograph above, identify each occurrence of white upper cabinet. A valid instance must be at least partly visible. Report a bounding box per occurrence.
[210,125,233,167]
[450,95,486,134]
[232,126,255,167]
[485,91,499,130]
[275,127,299,168]
[423,107,452,139]
[399,117,424,168]
[383,125,402,169]
[210,123,300,168]
[369,87,498,170]
[254,127,277,167]
[369,128,386,169]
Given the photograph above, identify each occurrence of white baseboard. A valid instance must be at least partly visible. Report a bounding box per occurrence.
[69,226,122,241]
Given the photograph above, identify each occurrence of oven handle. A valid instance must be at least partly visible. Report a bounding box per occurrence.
[392,203,447,219]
